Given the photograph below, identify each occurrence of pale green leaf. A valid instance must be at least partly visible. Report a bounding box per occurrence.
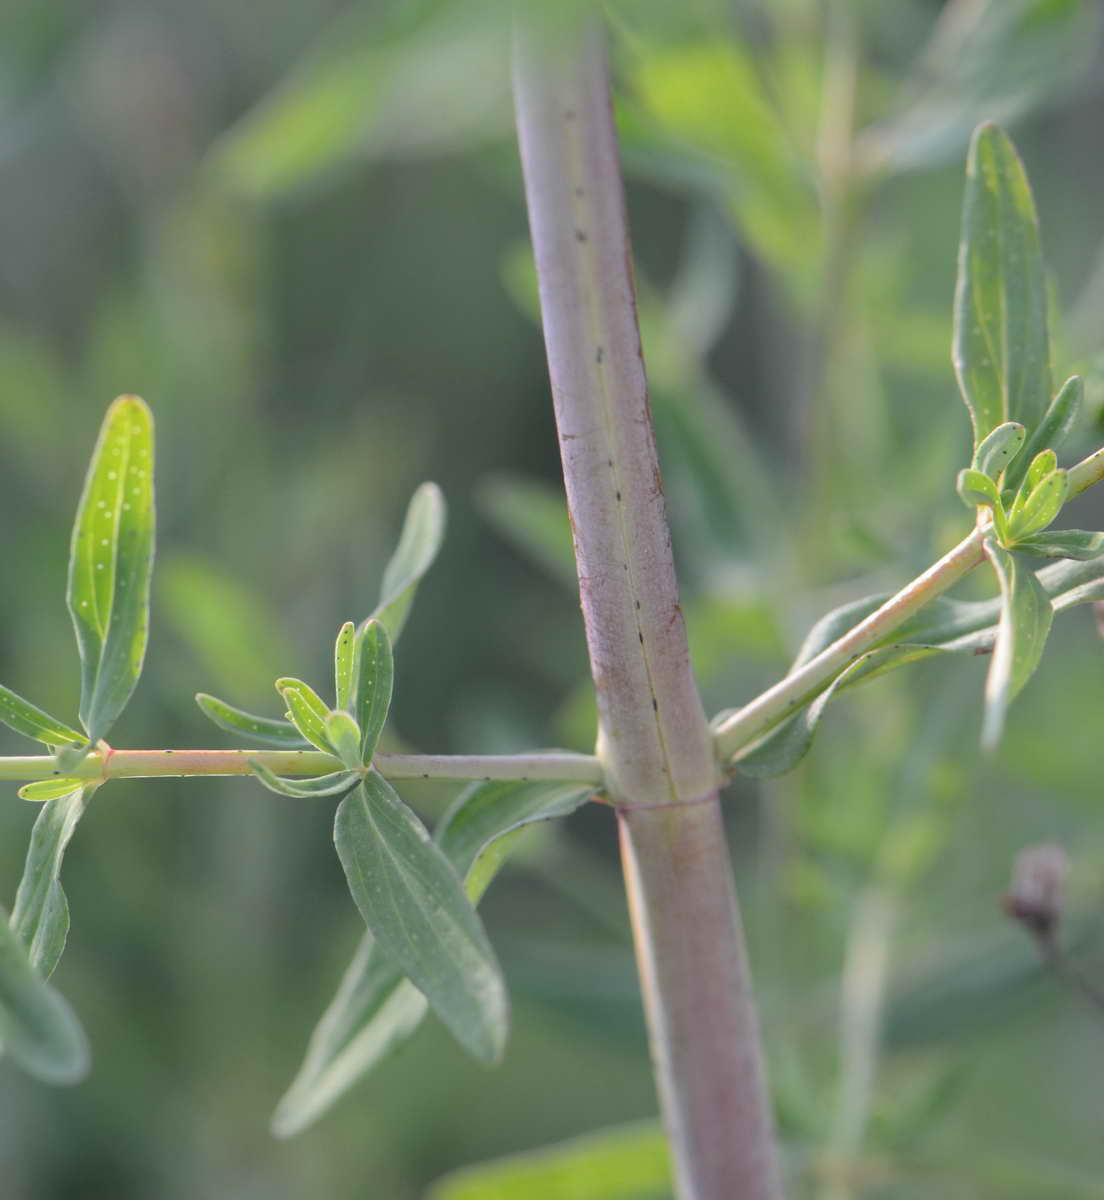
[982,540,1053,749]
[333,772,507,1064]
[0,685,86,750]
[195,693,309,748]
[274,779,591,1137]
[369,482,446,642]
[333,621,357,713]
[276,678,336,755]
[248,761,357,799]
[427,1121,671,1200]
[956,467,1000,510]
[355,619,392,761]
[1007,468,1068,539]
[953,125,1050,448]
[972,421,1025,479]
[66,395,156,743]
[324,711,363,772]
[18,780,85,803]
[10,785,93,977]
[0,904,89,1083]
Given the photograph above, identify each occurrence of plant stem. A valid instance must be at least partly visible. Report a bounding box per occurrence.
[0,750,603,786]
[513,19,782,1200]
[713,527,987,762]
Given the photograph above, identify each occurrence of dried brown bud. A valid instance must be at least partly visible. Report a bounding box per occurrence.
[1002,843,1069,942]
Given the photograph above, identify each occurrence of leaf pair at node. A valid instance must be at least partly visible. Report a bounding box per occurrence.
[0,396,155,799]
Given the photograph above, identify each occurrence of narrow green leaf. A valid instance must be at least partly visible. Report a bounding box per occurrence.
[355,619,393,761]
[333,621,357,712]
[274,779,591,1137]
[971,421,1025,479]
[276,678,336,755]
[1005,375,1082,492]
[982,540,1053,749]
[1007,468,1068,539]
[953,125,1050,447]
[334,772,507,1065]
[734,645,947,778]
[18,780,84,803]
[369,482,446,642]
[248,761,357,799]
[11,785,93,977]
[66,395,156,743]
[956,467,1000,510]
[1026,449,1058,491]
[0,905,89,1083]
[0,685,87,751]
[427,1121,671,1200]
[324,711,364,772]
[195,693,309,748]
[1013,531,1104,560]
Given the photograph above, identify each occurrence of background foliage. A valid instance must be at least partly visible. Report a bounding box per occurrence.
[1,1,1104,1196]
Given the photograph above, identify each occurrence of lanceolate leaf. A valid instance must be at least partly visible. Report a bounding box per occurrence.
[426,1120,671,1200]
[982,540,1053,749]
[195,693,309,748]
[276,678,336,754]
[248,761,358,799]
[1013,531,1104,560]
[0,685,87,750]
[324,711,363,771]
[355,620,392,761]
[369,483,446,642]
[67,395,156,743]
[19,780,85,803]
[11,785,94,977]
[274,780,591,1137]
[0,905,89,1084]
[1005,375,1082,493]
[333,772,507,1065]
[953,125,1050,448]
[1007,468,1068,539]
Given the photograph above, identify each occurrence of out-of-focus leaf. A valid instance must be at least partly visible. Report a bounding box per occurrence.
[971,421,1024,479]
[0,904,89,1084]
[426,1120,671,1200]
[862,0,1097,172]
[476,473,577,589]
[981,539,1053,749]
[369,482,446,642]
[1013,530,1104,560]
[195,693,309,749]
[66,395,155,744]
[625,41,818,284]
[953,124,1050,448]
[333,621,356,713]
[10,785,93,977]
[211,15,509,199]
[248,761,356,799]
[1005,375,1082,492]
[274,780,591,1137]
[355,620,392,761]
[276,678,336,755]
[0,685,86,750]
[333,771,507,1065]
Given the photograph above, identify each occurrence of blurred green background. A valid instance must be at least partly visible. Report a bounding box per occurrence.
[2,1,1104,1196]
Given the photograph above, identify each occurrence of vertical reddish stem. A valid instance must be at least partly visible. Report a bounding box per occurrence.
[512,18,782,1199]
